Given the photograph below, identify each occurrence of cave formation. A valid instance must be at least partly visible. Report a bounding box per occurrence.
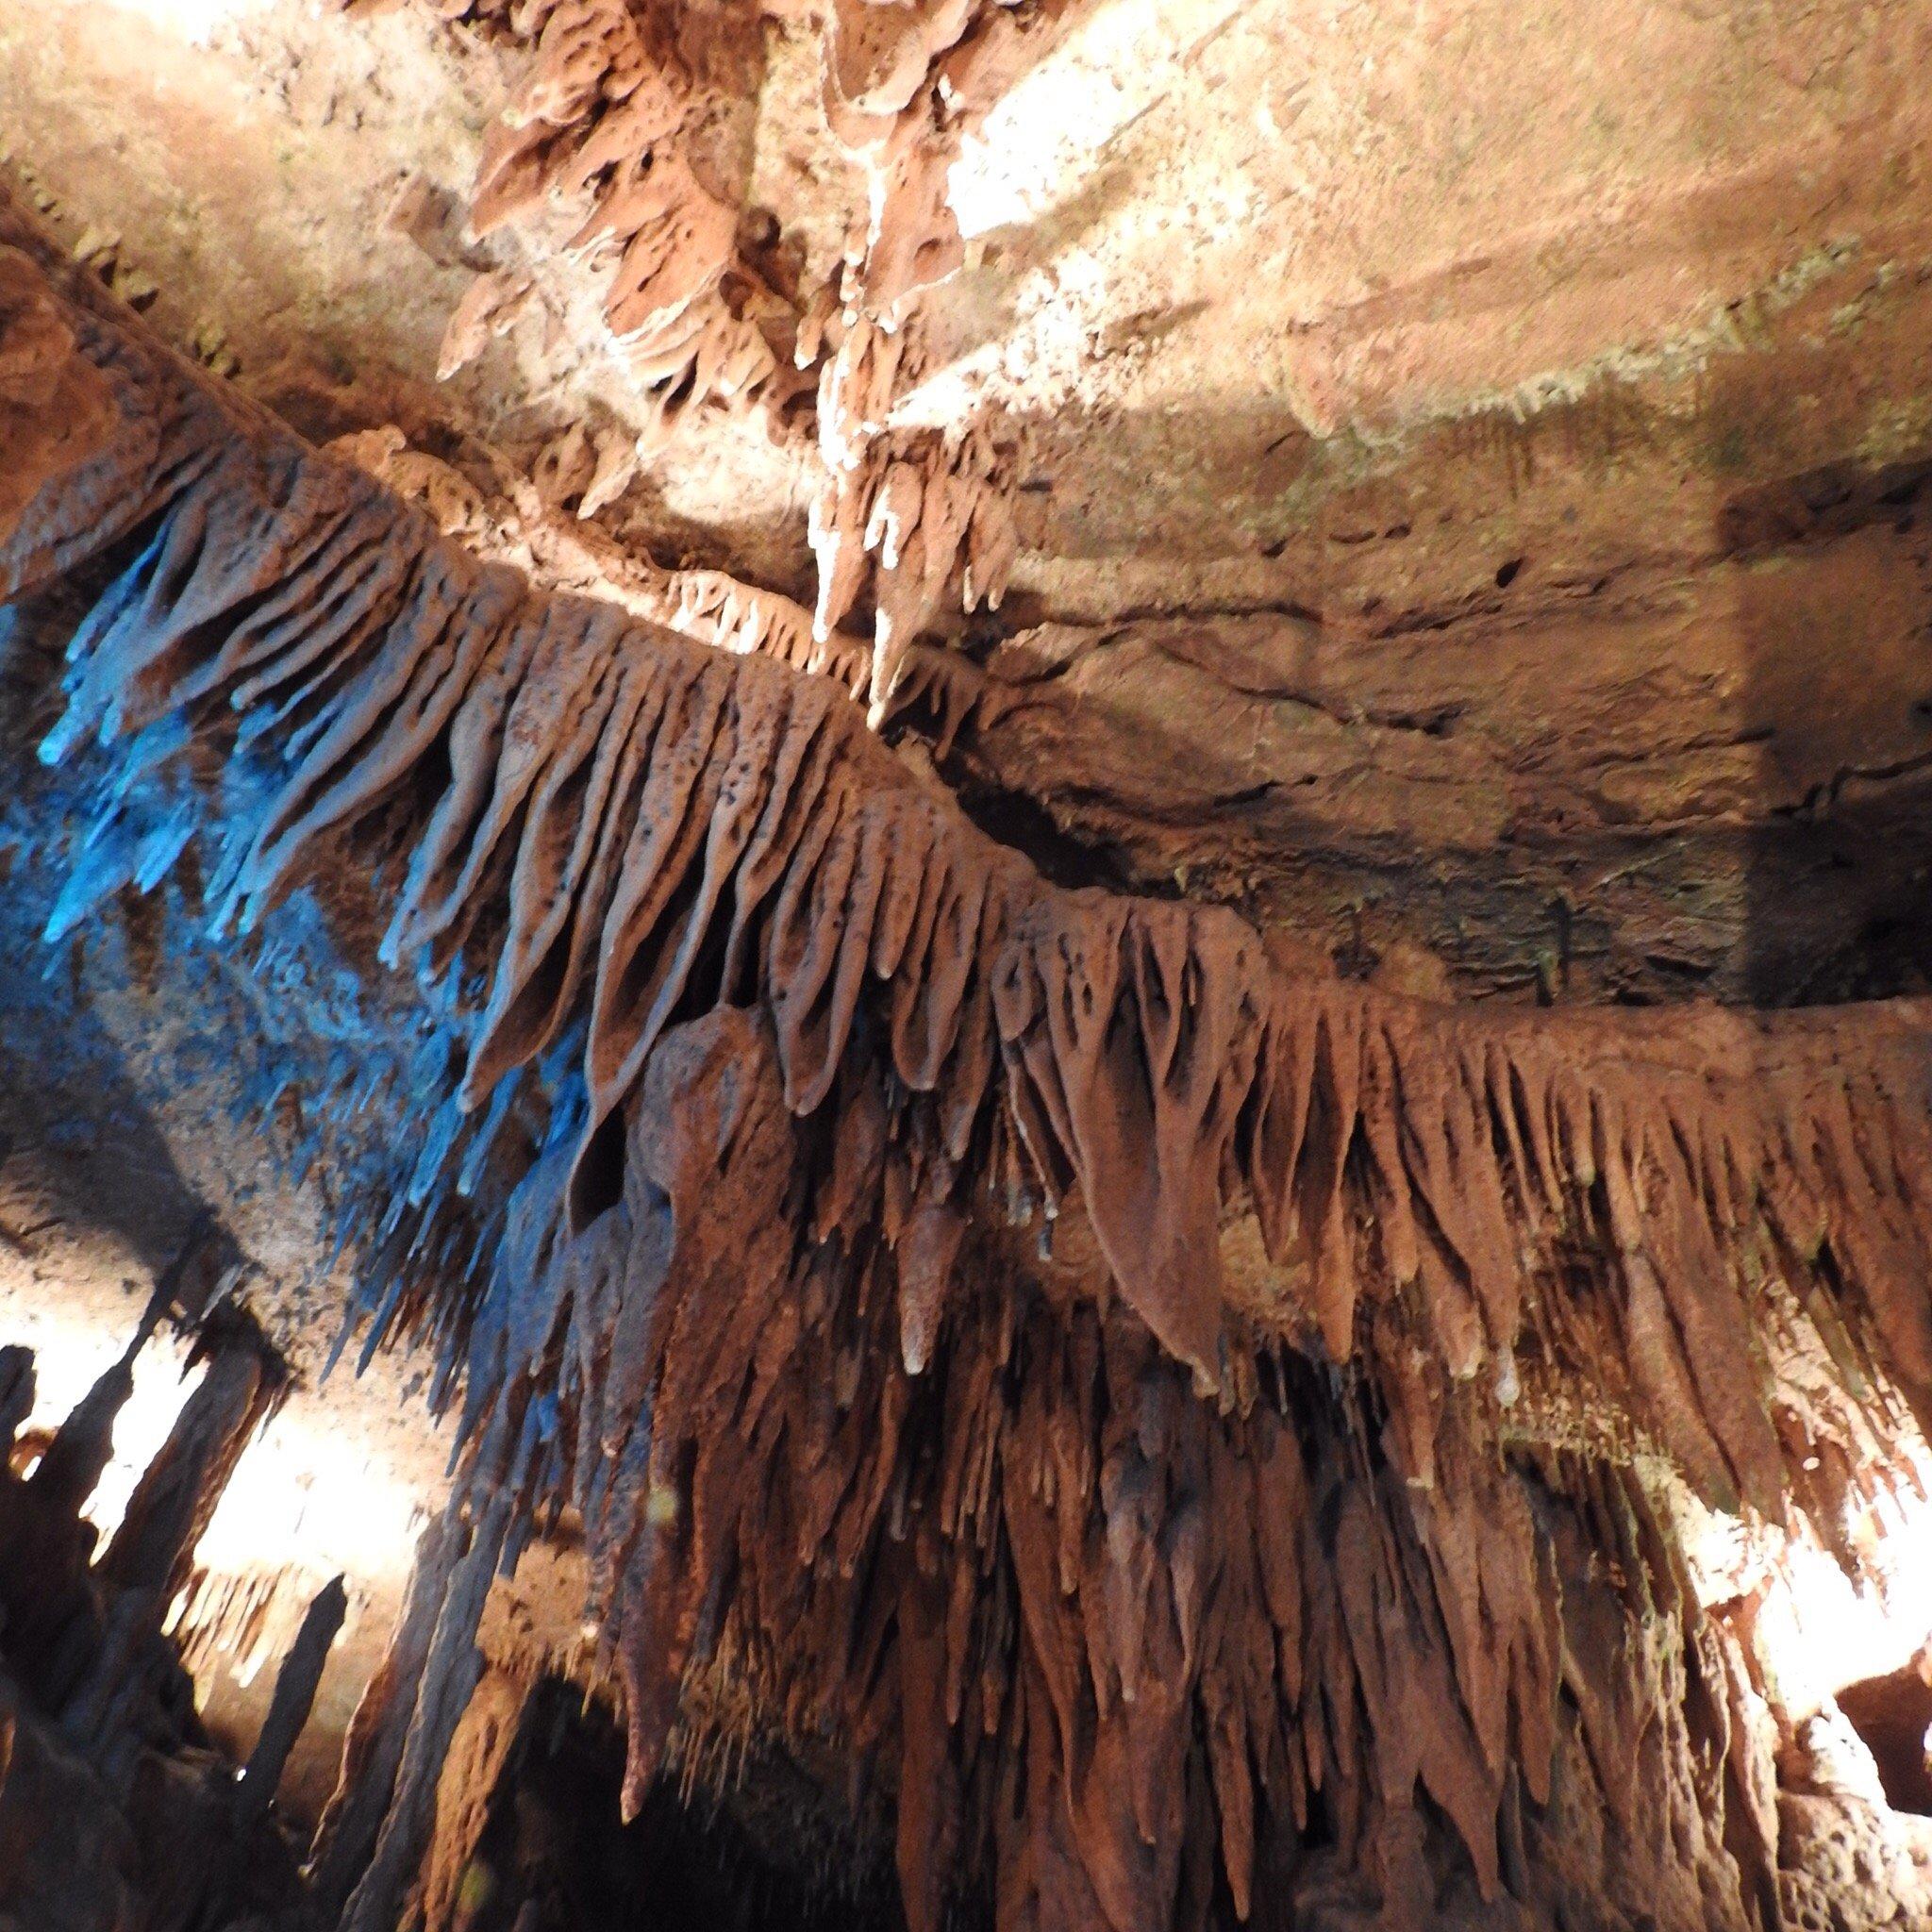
[5,3,1932,1930]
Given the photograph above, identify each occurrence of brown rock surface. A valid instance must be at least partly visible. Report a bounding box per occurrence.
[5,6,1932,1930]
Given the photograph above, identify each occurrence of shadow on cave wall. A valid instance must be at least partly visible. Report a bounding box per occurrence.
[1726,434,1932,1007]
[938,364,1932,1009]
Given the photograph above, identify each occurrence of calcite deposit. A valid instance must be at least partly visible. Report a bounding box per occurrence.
[4,4,1932,1930]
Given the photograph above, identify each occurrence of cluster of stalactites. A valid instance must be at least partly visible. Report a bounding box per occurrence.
[389,0,1028,703]
[15,215,1932,1486]
[430,1004,1803,1932]
[425,0,795,471]
[805,0,1041,711]
[14,211,1932,1931]
[804,309,1017,713]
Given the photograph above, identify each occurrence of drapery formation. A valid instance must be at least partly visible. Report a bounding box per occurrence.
[8,194,1932,1929]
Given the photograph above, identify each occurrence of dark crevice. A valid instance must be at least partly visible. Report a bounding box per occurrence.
[454,1680,905,1932]
[944,770,1141,894]
[1837,1673,1932,1818]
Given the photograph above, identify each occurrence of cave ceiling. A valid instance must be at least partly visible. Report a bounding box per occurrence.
[8,0,1930,1004]
[7,5,1932,1932]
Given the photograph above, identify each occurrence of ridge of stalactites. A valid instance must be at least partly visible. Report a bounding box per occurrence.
[13,202,1932,1932]
[12,207,1932,1496]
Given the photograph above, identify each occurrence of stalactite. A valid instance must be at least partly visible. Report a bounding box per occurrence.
[412,0,798,440]
[236,1573,349,1824]
[11,192,1932,1930]
[307,1511,466,1918]
[808,0,1054,708]
[417,1660,537,1932]
[338,1495,513,1932]
[803,289,1019,715]
[0,1344,32,1451]
[336,1491,513,1932]
[99,1341,275,1602]
[28,1337,141,1521]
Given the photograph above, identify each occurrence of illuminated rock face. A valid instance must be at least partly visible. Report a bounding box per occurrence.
[4,5,1932,1928]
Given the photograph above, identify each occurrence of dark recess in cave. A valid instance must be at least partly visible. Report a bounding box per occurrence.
[459,1679,908,1932]
[1837,1671,1932,1818]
